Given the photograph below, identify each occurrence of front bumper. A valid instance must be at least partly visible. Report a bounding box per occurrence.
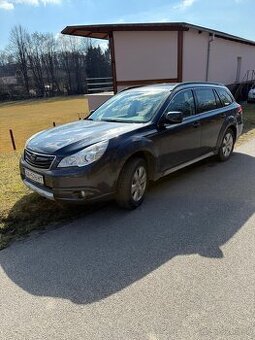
[23,179,55,200]
[20,157,117,203]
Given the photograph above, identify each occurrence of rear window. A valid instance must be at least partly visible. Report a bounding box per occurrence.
[195,89,218,113]
[217,88,233,106]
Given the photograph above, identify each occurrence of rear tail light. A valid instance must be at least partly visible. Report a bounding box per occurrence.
[237,104,243,124]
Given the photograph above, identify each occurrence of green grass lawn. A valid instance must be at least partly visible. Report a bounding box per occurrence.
[237,103,255,145]
[0,102,255,250]
[243,103,255,131]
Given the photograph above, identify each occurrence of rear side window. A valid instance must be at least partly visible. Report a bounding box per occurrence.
[166,90,195,117]
[217,88,234,106]
[195,89,218,113]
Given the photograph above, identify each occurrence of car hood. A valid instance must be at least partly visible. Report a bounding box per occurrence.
[26,120,144,155]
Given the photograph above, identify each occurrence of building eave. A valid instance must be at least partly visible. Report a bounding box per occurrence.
[61,22,255,46]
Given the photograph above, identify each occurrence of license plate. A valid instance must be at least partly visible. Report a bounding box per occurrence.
[24,168,44,185]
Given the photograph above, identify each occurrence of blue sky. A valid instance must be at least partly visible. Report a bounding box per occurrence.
[1,0,255,49]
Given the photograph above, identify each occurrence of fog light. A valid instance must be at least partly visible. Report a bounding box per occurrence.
[80,191,86,198]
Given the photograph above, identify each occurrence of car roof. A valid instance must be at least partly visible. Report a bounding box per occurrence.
[123,82,225,93]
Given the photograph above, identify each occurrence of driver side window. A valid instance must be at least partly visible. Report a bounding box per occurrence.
[165,90,195,117]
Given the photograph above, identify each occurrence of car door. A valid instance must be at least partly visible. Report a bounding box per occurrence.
[156,89,203,173]
[194,87,225,153]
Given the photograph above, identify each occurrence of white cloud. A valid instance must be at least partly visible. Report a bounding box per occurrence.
[0,0,61,10]
[17,0,62,4]
[174,0,196,10]
[0,0,14,9]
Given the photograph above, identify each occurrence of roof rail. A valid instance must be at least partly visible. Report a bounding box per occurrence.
[119,85,145,92]
[173,81,224,89]
[118,81,224,93]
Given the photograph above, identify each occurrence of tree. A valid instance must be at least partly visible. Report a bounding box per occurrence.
[41,33,61,95]
[58,35,88,95]
[1,25,113,100]
[9,25,30,96]
[86,44,111,78]
[26,33,45,97]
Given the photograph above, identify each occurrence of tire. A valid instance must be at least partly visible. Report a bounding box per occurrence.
[116,158,148,209]
[217,128,235,162]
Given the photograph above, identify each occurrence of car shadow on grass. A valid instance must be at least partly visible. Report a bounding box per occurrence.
[0,151,255,304]
[0,192,106,248]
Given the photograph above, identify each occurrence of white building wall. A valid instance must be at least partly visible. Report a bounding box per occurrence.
[208,37,255,84]
[183,28,255,84]
[113,31,178,90]
[85,92,114,111]
[183,29,209,82]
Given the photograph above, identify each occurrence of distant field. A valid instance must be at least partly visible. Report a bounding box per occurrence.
[0,96,89,152]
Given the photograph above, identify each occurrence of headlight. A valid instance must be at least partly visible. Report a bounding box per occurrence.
[57,140,109,168]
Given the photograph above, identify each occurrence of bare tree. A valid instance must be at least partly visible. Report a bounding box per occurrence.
[9,25,30,96]
[0,50,14,66]
[41,33,61,95]
[58,36,73,94]
[26,32,45,97]
[68,36,87,94]
[2,25,112,100]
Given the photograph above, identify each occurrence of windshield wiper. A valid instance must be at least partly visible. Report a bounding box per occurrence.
[100,119,123,123]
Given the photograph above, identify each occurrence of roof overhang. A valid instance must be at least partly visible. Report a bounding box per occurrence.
[61,22,189,40]
[61,22,255,46]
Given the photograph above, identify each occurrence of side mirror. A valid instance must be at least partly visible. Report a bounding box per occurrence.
[164,111,183,124]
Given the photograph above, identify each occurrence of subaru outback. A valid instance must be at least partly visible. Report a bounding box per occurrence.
[20,82,243,209]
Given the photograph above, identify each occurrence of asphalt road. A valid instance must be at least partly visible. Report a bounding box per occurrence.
[1,139,255,340]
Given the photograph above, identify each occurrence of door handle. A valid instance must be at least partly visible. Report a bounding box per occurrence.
[192,121,200,128]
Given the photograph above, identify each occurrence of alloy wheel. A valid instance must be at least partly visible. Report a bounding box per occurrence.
[222,132,234,158]
[131,166,147,202]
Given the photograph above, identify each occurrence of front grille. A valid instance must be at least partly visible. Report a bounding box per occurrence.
[24,149,55,169]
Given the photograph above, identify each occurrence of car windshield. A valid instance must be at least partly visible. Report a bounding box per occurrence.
[89,88,170,123]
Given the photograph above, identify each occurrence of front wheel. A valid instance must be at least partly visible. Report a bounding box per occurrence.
[217,128,235,162]
[116,158,148,209]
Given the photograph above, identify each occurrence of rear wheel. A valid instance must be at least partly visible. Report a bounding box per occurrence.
[217,128,235,161]
[116,158,148,209]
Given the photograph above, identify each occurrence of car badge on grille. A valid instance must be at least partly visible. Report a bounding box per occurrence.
[29,153,37,162]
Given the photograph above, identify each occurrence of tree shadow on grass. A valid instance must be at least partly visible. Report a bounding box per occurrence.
[0,151,255,304]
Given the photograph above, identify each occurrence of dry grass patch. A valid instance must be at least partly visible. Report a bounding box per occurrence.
[0,95,90,248]
[0,96,89,152]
